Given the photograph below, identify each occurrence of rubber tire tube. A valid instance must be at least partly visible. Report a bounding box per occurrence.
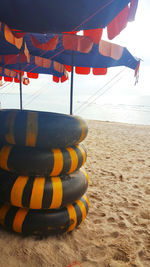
[0,109,88,148]
[0,143,87,176]
[0,195,89,235]
[0,168,89,209]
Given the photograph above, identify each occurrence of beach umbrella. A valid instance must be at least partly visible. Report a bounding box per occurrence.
[24,33,138,69]
[0,30,139,71]
[0,54,66,77]
[23,32,140,114]
[0,0,138,37]
[0,0,139,111]
[0,25,140,113]
[0,24,67,109]
[0,56,66,109]
[0,24,65,77]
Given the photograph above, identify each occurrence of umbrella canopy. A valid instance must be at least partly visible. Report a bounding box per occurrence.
[0,54,66,78]
[0,27,140,112]
[0,24,140,74]
[0,22,140,113]
[24,33,139,71]
[0,0,138,37]
[0,0,139,114]
[0,24,66,78]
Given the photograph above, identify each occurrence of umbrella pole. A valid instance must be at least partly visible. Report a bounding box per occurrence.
[70,52,74,115]
[19,71,23,110]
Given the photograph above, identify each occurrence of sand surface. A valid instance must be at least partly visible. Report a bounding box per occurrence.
[0,120,150,267]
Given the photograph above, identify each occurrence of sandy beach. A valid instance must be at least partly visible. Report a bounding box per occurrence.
[0,119,150,267]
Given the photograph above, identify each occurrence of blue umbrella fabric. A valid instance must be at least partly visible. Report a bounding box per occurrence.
[0,24,140,74]
[24,33,139,72]
[0,24,66,77]
[0,0,138,35]
[0,54,65,78]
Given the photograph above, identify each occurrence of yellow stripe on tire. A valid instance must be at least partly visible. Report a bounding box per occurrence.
[75,117,87,143]
[80,169,89,184]
[76,199,87,223]
[50,177,63,209]
[66,147,78,174]
[11,176,28,207]
[67,204,77,232]
[13,208,28,233]
[0,203,10,226]
[5,111,16,145]
[50,149,63,176]
[26,112,38,147]
[30,177,45,209]
[83,195,90,208]
[0,145,12,171]
[77,145,86,166]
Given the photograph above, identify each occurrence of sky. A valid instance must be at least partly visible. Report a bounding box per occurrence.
[0,0,150,116]
[73,0,150,107]
[89,0,150,105]
[113,0,149,62]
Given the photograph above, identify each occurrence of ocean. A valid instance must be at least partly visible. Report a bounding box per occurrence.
[1,92,150,126]
[76,101,150,125]
[1,71,150,126]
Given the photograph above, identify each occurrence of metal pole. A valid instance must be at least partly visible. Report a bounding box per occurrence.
[70,52,74,115]
[19,71,23,110]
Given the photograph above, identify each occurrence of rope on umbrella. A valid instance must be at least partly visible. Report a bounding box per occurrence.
[23,80,51,107]
[74,67,127,114]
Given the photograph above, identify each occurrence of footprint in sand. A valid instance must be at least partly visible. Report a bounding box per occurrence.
[138,249,150,264]
[113,248,129,262]
[99,212,106,217]
[111,231,119,238]
[137,159,145,163]
[93,219,102,224]
[118,216,124,221]
[145,188,150,195]
[107,217,115,223]
[131,202,139,207]
[133,184,139,189]
[118,222,127,229]
[140,211,150,220]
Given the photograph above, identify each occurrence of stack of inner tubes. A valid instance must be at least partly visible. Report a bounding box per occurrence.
[0,109,89,235]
